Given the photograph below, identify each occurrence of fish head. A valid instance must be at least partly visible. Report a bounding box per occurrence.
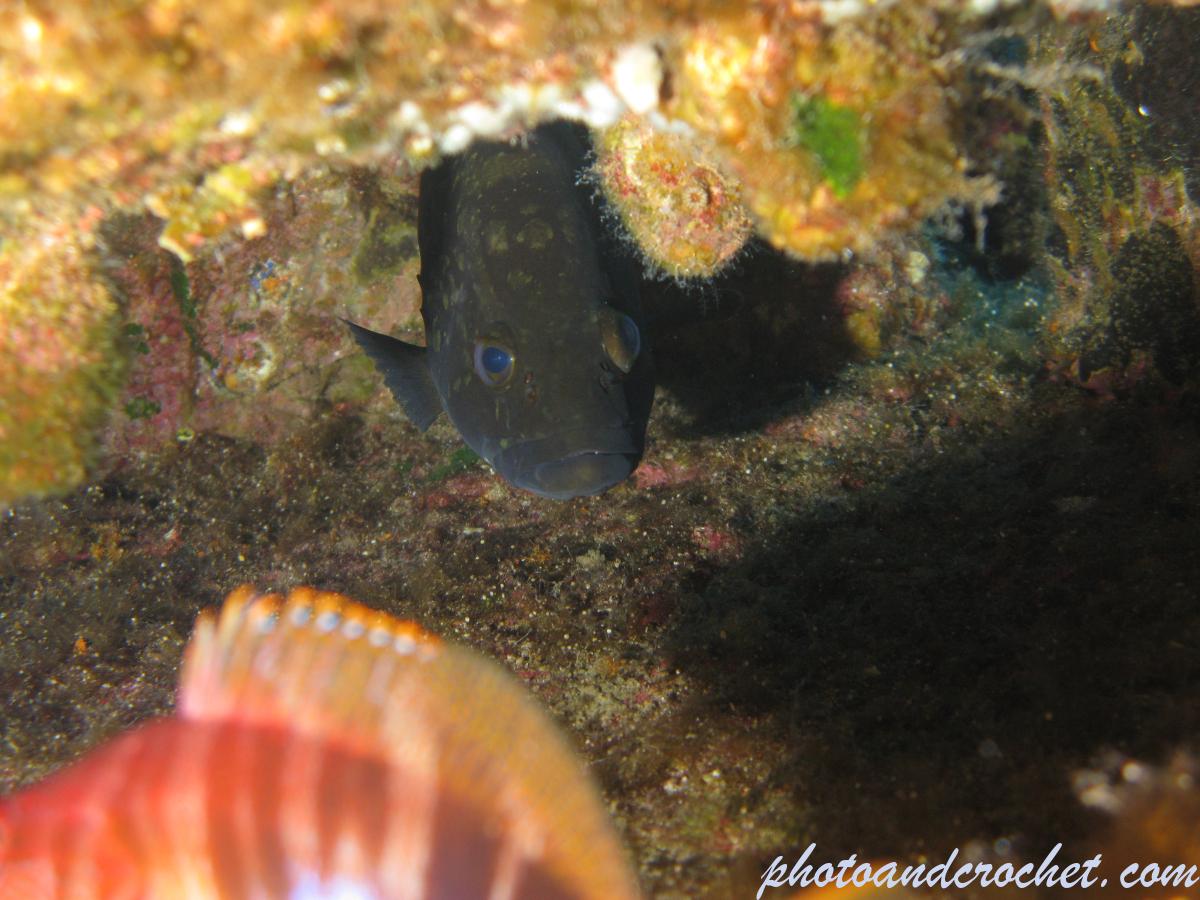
[423,128,655,500]
[465,305,654,500]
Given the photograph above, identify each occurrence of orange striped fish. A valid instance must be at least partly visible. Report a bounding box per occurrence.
[0,585,641,900]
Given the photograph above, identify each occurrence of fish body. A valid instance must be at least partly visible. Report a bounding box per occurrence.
[0,586,640,900]
[345,122,654,500]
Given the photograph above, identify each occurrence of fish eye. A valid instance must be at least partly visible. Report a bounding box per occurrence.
[600,309,641,373]
[474,340,515,386]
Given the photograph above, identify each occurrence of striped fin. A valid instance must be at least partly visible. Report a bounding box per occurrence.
[178,585,641,900]
[179,584,439,754]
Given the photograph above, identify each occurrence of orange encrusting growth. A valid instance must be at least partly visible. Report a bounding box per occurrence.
[0,585,641,900]
[593,114,752,279]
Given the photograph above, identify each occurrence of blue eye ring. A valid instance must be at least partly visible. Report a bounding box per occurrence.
[474,340,515,386]
[599,309,641,373]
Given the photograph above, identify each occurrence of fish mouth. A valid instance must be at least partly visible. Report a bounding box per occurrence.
[514,451,639,500]
[491,427,643,500]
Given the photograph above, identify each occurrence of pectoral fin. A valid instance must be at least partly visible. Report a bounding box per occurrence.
[342,318,443,431]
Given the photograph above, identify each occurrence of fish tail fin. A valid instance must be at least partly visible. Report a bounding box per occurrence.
[341,318,443,430]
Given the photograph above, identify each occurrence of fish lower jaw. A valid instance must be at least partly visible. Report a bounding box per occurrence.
[509,450,640,500]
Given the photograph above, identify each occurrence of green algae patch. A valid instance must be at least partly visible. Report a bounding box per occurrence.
[124,396,162,421]
[427,447,481,483]
[169,264,216,370]
[789,94,864,198]
[170,268,194,317]
[123,323,151,356]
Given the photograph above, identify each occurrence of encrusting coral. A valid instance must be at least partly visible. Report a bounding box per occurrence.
[0,0,1194,503]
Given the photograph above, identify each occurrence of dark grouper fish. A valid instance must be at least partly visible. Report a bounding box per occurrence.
[345,121,653,500]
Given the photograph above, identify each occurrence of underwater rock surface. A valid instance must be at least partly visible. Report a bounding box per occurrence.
[4,4,1200,900]
[0,0,1174,504]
